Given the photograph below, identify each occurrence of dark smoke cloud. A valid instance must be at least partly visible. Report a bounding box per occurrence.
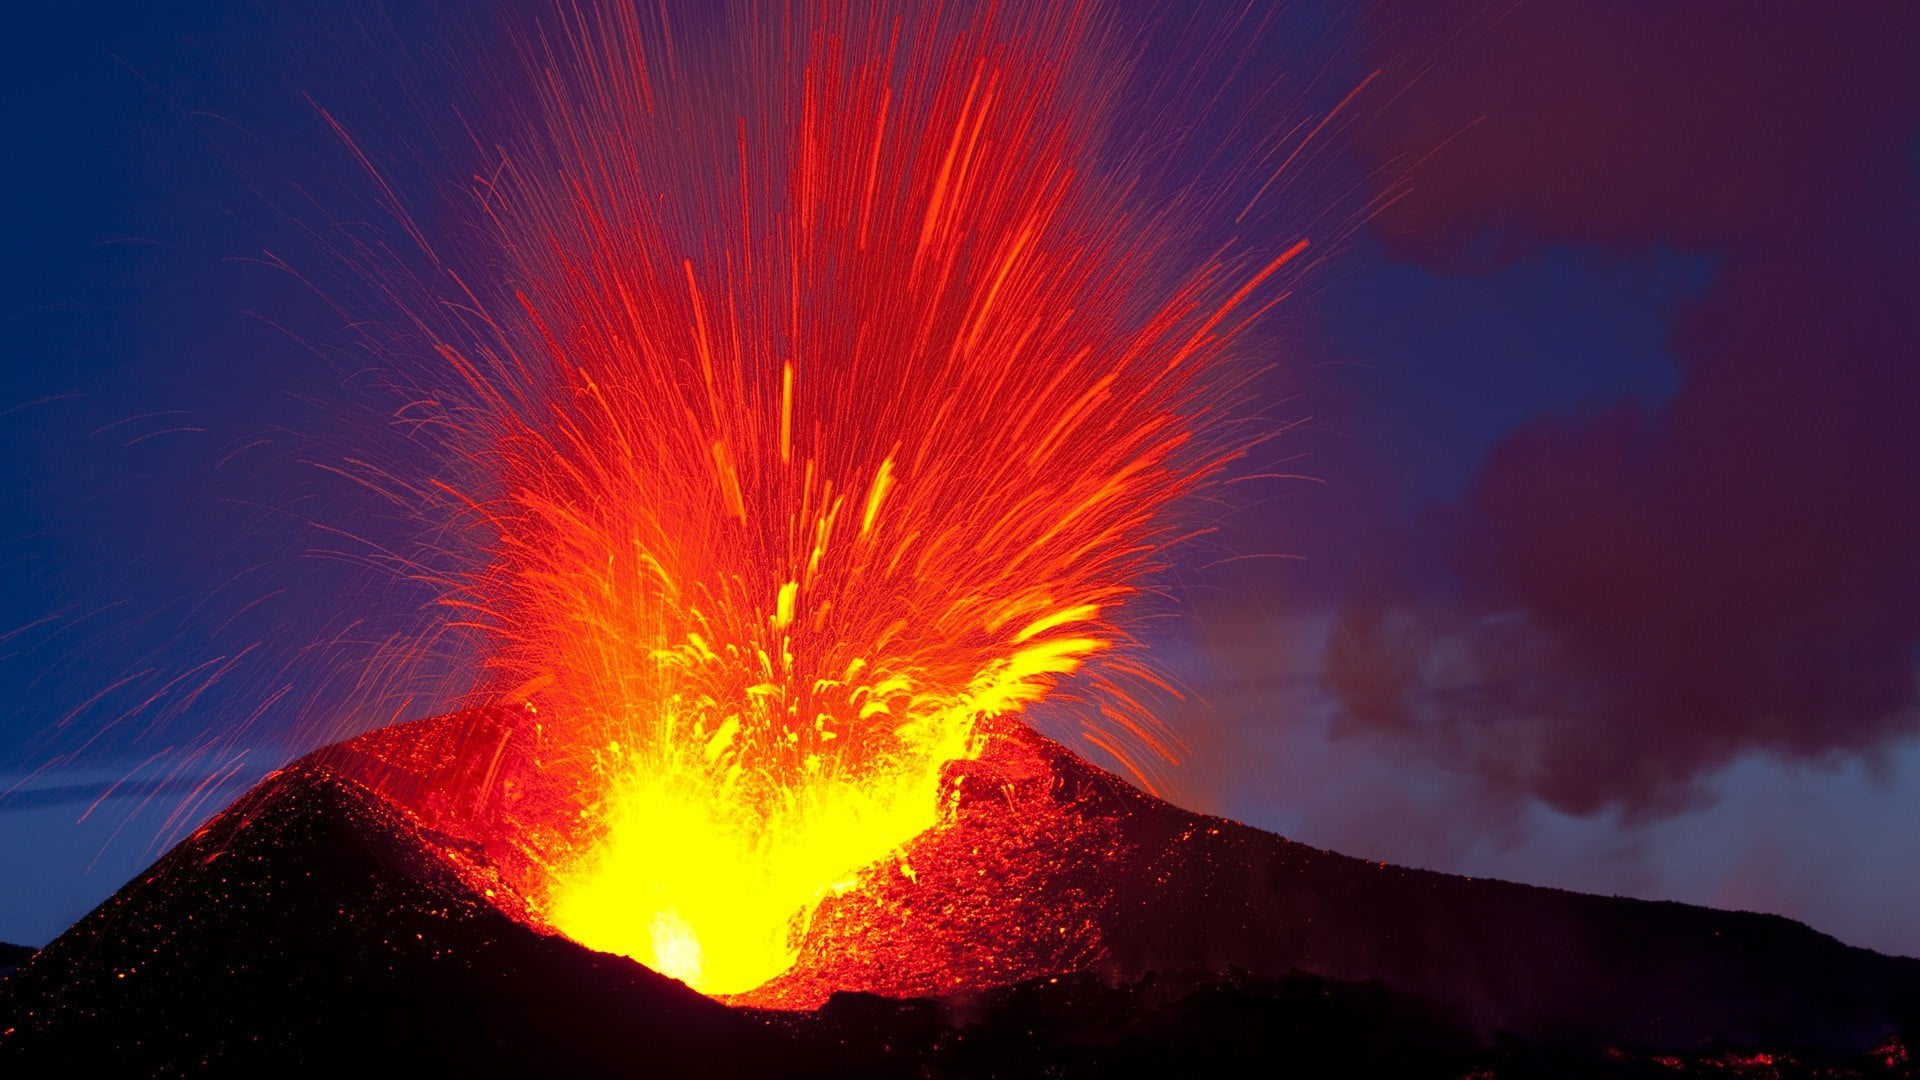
[1327,2,1920,817]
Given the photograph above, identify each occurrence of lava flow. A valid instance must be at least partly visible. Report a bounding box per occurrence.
[410,1,1303,997]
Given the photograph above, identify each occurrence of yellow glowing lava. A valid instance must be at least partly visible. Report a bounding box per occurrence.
[545,629,1103,994]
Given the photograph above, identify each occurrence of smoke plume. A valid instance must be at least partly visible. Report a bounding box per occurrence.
[1327,1,1920,816]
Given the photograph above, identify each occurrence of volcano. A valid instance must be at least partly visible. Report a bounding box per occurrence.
[1,710,1915,1076]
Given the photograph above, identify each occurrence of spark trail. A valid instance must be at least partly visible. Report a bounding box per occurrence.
[409,1,1306,996]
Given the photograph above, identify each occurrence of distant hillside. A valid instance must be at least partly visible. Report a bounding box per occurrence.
[0,943,32,979]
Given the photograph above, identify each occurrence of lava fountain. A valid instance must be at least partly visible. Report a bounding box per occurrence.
[405,0,1305,996]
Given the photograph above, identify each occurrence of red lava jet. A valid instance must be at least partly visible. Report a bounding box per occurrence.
[390,0,1303,1000]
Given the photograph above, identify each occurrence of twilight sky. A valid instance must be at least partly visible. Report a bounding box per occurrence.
[3,1,1917,958]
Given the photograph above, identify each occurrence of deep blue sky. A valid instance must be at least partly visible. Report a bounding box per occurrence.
[4,1,1917,958]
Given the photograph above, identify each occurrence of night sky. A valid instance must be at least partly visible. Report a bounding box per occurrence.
[4,1,1917,960]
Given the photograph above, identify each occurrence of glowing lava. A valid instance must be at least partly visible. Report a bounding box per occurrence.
[417,1,1303,995]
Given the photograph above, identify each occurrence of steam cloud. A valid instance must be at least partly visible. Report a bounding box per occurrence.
[1327,1,1920,816]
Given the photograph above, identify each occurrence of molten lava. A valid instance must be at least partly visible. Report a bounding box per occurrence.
[415,1,1302,995]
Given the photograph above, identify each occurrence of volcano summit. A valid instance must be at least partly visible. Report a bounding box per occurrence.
[2,710,1914,1076]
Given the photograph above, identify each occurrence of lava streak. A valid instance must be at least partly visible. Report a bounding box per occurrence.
[423,1,1302,996]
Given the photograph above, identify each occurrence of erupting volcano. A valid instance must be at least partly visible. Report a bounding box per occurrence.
[409,0,1298,997]
[5,1,1918,1075]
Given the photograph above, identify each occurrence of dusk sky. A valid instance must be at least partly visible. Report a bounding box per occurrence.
[4,0,1917,962]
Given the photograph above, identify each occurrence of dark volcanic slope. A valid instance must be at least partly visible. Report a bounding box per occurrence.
[2,711,1915,1076]
[772,720,1920,1051]
[0,760,805,1076]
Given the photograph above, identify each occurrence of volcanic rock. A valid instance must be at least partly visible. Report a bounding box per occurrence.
[0,944,32,981]
[775,718,1920,1051]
